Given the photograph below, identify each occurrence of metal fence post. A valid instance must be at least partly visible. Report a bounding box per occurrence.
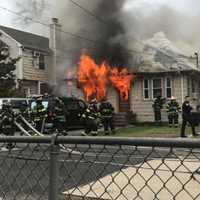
[49,134,60,200]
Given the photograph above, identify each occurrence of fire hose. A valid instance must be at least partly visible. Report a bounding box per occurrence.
[19,115,44,136]
[14,120,31,136]
[0,111,75,153]
[17,115,74,153]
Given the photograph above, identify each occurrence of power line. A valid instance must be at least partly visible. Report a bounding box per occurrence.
[67,0,190,61]
[0,6,100,44]
[0,5,142,55]
[0,5,189,64]
[0,5,143,56]
[68,0,107,25]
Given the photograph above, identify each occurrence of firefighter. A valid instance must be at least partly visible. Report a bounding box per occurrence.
[53,97,68,135]
[152,95,165,125]
[166,96,181,127]
[0,102,15,149]
[99,98,115,135]
[32,96,47,132]
[81,101,99,136]
[180,96,198,137]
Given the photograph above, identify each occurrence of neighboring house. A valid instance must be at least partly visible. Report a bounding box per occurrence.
[0,25,51,96]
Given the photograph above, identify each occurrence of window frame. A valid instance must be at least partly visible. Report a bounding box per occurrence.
[38,54,45,70]
[191,79,195,93]
[165,77,172,99]
[152,78,162,99]
[143,79,150,100]
[32,51,45,70]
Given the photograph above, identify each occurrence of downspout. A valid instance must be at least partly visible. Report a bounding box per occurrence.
[16,45,23,89]
[38,81,41,94]
[18,45,23,80]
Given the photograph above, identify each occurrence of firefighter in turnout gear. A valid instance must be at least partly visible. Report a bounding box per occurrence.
[0,102,15,149]
[32,96,47,132]
[81,100,99,136]
[53,97,68,135]
[180,96,197,137]
[166,96,181,127]
[152,95,165,125]
[99,98,115,135]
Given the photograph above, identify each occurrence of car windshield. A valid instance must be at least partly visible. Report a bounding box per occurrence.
[31,101,49,110]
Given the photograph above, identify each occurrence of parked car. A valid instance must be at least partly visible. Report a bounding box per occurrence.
[0,98,30,114]
[61,97,87,129]
[30,96,87,132]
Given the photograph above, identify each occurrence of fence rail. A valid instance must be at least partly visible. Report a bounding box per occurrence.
[0,136,199,200]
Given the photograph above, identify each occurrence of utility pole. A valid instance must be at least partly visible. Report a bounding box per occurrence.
[194,52,199,68]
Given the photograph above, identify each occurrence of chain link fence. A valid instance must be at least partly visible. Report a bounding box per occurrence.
[0,136,199,200]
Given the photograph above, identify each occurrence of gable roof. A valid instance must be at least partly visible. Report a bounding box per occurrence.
[132,32,199,73]
[0,25,50,53]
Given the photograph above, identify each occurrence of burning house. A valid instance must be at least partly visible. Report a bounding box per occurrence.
[1,19,200,123]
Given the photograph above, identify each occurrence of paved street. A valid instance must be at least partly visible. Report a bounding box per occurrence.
[0,139,198,199]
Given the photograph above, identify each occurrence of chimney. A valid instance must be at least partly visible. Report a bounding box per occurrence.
[50,18,61,50]
[49,18,62,85]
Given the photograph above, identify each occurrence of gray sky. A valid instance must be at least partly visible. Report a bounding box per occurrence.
[0,0,199,33]
[0,0,200,54]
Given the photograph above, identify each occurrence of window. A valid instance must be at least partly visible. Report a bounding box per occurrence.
[152,78,162,99]
[32,52,45,70]
[187,77,191,96]
[192,79,195,93]
[39,54,45,70]
[143,79,150,99]
[166,77,172,98]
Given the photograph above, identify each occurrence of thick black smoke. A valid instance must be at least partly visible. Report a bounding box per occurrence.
[86,0,131,67]
[12,0,132,67]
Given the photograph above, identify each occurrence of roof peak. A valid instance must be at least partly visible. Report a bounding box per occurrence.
[0,25,50,52]
[0,25,48,39]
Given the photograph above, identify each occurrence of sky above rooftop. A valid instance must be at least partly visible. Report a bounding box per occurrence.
[0,0,200,54]
[0,0,199,34]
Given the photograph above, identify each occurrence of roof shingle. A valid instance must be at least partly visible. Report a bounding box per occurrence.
[0,25,50,53]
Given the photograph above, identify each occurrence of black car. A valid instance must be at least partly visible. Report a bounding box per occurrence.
[30,96,87,131]
[61,97,87,129]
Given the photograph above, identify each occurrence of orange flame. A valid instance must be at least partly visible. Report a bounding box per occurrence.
[110,68,133,101]
[77,53,133,102]
[77,53,109,102]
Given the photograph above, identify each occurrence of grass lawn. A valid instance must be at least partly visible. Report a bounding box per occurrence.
[112,124,200,138]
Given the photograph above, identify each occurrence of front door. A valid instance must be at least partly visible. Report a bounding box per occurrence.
[118,92,130,112]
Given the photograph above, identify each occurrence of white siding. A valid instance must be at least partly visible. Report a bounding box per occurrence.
[22,49,48,81]
[130,74,190,122]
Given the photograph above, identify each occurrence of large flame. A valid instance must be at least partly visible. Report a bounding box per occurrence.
[110,68,133,101]
[77,53,133,102]
[77,53,109,101]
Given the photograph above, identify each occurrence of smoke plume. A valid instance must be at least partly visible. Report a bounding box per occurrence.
[10,0,200,95]
[14,0,49,26]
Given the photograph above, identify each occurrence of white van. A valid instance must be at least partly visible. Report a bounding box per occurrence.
[0,98,30,113]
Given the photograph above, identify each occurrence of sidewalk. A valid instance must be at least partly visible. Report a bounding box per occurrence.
[63,158,200,200]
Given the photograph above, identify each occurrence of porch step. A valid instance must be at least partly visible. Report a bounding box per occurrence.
[114,112,129,127]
